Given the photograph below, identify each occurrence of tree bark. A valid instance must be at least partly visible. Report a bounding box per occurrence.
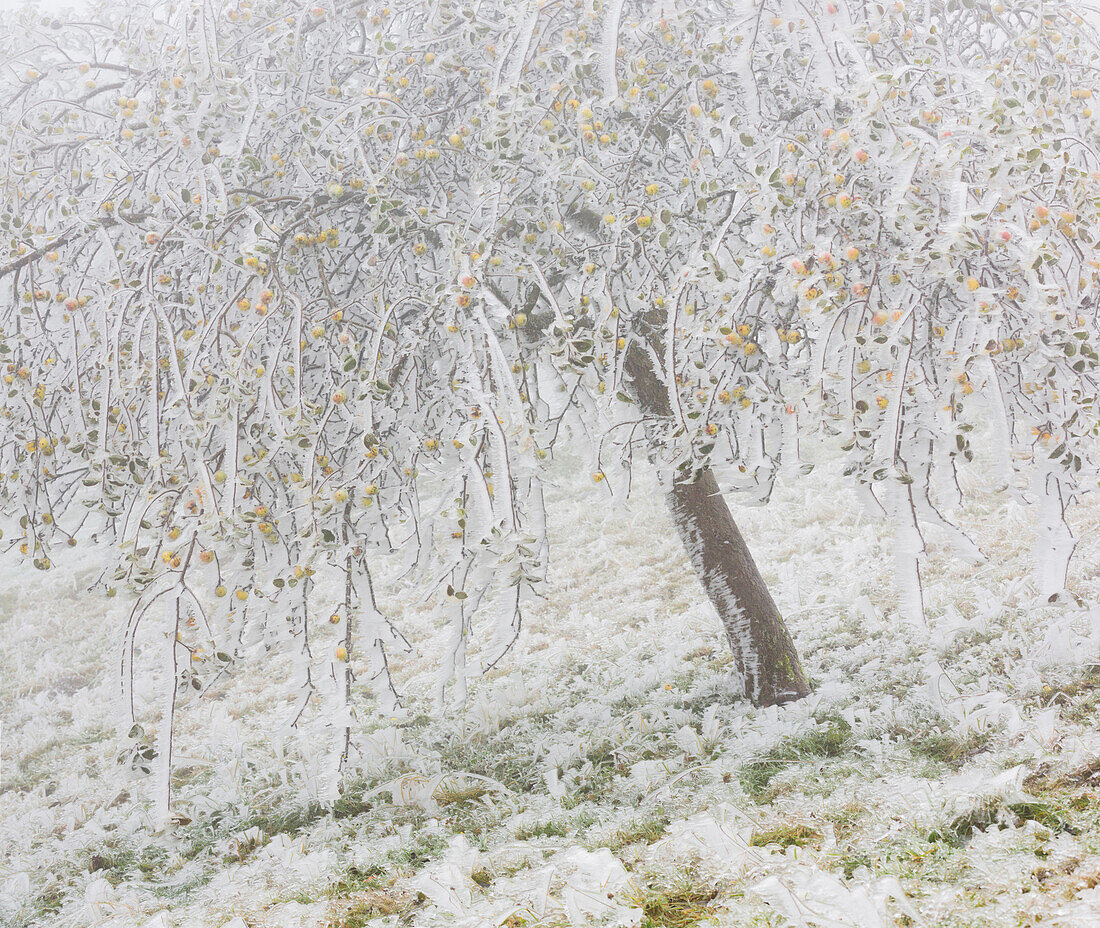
[624,342,810,707]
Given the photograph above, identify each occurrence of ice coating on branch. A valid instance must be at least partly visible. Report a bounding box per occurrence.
[600,0,626,100]
[912,455,985,566]
[153,595,181,831]
[1031,468,1076,600]
[888,481,926,629]
[503,2,540,93]
[976,358,1018,493]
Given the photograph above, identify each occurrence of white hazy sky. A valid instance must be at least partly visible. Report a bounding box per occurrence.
[3,0,1100,21]
[0,0,120,12]
[0,0,84,11]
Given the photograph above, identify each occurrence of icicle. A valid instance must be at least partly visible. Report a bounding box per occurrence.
[435,597,469,713]
[465,461,494,544]
[154,595,181,830]
[502,3,540,92]
[1030,467,1076,600]
[941,168,969,243]
[283,583,316,732]
[358,558,408,716]
[889,481,927,627]
[856,480,888,521]
[482,585,522,673]
[931,438,963,511]
[778,409,801,480]
[473,299,524,424]
[913,446,985,565]
[798,2,839,93]
[978,356,1016,490]
[727,16,760,128]
[334,560,356,775]
[485,410,518,531]
[522,475,547,581]
[599,0,625,100]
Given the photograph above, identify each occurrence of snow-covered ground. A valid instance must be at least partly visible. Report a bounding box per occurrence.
[3,446,1100,928]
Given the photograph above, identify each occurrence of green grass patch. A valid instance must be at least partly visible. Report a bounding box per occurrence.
[323,867,417,928]
[929,797,1074,848]
[440,798,499,843]
[430,737,545,795]
[331,777,383,819]
[787,718,852,758]
[2,736,66,795]
[235,802,327,838]
[435,779,490,806]
[173,774,386,867]
[628,877,720,928]
[837,851,876,879]
[330,895,402,927]
[749,823,822,850]
[85,843,169,885]
[1025,665,1100,711]
[145,871,216,904]
[826,800,867,839]
[515,817,568,840]
[387,833,450,872]
[600,813,671,850]
[516,811,597,841]
[911,729,992,769]
[737,760,789,803]
[738,717,852,803]
[326,865,387,897]
[16,883,66,928]
[569,765,617,804]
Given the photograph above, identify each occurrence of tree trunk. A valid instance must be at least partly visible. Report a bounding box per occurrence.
[624,342,810,707]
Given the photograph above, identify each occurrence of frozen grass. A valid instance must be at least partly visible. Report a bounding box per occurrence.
[3,448,1100,927]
